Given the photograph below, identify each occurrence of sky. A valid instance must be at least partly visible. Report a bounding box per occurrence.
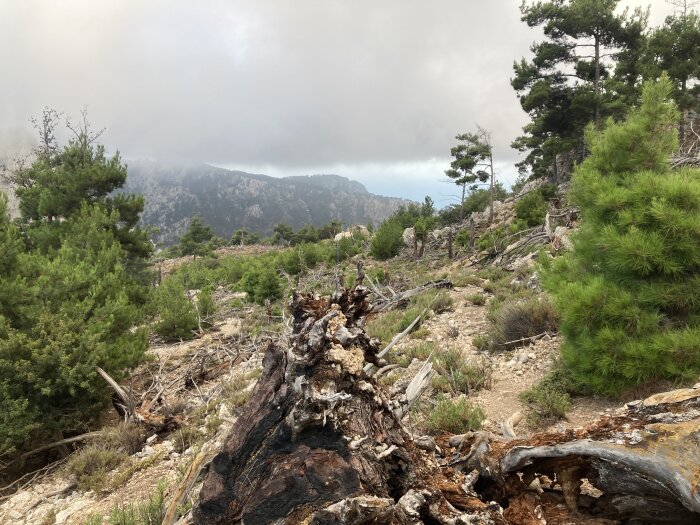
[0,0,677,206]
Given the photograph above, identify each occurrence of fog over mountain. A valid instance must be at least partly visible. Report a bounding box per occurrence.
[123,160,410,245]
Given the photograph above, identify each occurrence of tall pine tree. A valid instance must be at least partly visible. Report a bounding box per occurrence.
[512,0,647,179]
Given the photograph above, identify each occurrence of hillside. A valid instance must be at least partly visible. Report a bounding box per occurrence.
[121,161,410,245]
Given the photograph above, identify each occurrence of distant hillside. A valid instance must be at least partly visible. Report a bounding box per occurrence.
[122,161,411,245]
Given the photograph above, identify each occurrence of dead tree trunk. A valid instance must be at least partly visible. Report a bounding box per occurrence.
[194,286,495,525]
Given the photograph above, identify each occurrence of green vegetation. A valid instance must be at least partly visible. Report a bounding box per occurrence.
[440,184,508,226]
[445,130,494,222]
[424,396,485,434]
[0,114,151,457]
[543,77,700,395]
[466,293,486,306]
[520,366,576,425]
[80,481,172,525]
[176,215,224,258]
[153,279,213,341]
[431,348,493,394]
[68,445,128,492]
[512,0,647,178]
[488,297,559,350]
[643,10,700,143]
[366,290,446,345]
[370,199,436,260]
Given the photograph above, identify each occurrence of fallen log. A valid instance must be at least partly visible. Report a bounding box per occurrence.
[452,385,700,524]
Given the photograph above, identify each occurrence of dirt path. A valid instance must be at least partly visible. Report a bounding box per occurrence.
[402,282,618,436]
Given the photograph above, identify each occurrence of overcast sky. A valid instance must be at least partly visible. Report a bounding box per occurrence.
[0,0,676,205]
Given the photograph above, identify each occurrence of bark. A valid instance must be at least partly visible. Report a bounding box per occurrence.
[193,286,498,525]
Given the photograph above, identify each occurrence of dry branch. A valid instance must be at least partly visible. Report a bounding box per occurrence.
[372,279,452,313]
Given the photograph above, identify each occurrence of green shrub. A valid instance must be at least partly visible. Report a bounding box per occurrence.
[370,219,404,260]
[520,368,574,425]
[466,293,486,306]
[431,348,493,394]
[241,267,283,304]
[431,291,454,314]
[514,191,548,228]
[472,334,489,351]
[153,279,198,341]
[543,77,700,395]
[0,203,149,456]
[398,342,436,365]
[68,445,127,492]
[425,396,485,434]
[489,297,558,349]
[81,514,104,525]
[477,226,508,252]
[107,481,167,525]
[171,426,200,454]
[438,184,509,225]
[101,422,145,455]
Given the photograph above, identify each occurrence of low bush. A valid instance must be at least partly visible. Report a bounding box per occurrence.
[101,422,145,455]
[370,219,405,260]
[425,396,485,434]
[431,291,454,314]
[107,481,167,525]
[394,341,437,367]
[477,226,508,253]
[431,348,493,394]
[472,334,489,351]
[520,368,574,425]
[171,426,201,454]
[153,279,199,341]
[489,296,558,349]
[67,445,127,492]
[466,293,486,306]
[514,191,548,228]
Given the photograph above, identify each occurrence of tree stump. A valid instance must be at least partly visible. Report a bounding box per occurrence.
[193,287,494,524]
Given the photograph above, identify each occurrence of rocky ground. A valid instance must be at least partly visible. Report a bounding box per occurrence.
[0,264,651,524]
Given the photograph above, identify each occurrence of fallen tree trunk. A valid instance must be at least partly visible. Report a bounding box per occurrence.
[193,286,498,525]
[448,386,700,524]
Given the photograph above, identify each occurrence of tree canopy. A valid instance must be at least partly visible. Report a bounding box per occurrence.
[512,0,647,179]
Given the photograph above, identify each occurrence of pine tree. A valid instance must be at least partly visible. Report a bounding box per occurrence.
[512,0,647,178]
[643,9,700,142]
[13,109,152,263]
[178,215,215,257]
[543,75,700,395]
[445,132,491,221]
[0,204,148,454]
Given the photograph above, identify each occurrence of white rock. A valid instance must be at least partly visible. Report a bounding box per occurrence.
[55,509,72,525]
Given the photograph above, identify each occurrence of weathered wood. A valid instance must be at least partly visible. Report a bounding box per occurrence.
[193,287,487,525]
[364,310,425,375]
[162,444,217,525]
[372,279,452,313]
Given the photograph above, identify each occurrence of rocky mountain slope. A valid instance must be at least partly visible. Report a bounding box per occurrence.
[121,161,410,245]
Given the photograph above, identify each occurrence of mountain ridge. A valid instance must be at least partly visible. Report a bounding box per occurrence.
[121,160,411,245]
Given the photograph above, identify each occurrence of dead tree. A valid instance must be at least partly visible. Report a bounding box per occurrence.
[193,286,497,525]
